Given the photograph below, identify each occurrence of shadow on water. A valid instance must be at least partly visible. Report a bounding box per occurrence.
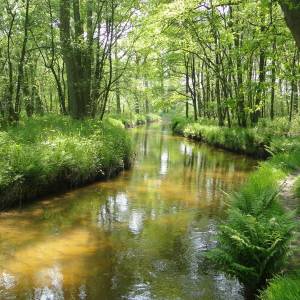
[0,123,257,300]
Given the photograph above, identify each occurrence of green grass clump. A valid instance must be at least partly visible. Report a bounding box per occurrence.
[171,116,191,134]
[0,115,132,209]
[259,273,300,300]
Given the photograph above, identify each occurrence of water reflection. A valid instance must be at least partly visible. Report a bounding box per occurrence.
[0,123,256,299]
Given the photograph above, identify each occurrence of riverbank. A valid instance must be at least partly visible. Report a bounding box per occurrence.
[171,117,300,159]
[111,113,161,128]
[0,115,133,210]
[171,117,300,298]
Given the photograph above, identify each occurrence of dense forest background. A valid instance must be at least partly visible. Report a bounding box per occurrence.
[0,0,299,126]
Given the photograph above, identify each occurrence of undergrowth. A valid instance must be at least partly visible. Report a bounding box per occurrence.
[259,273,300,300]
[207,162,295,297]
[172,116,300,298]
[110,113,161,128]
[172,116,300,158]
[0,115,132,209]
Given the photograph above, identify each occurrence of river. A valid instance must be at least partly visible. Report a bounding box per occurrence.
[0,123,256,300]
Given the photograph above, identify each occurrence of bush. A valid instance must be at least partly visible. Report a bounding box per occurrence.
[0,115,132,209]
[259,273,300,300]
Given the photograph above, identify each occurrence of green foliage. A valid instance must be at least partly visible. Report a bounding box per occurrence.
[171,116,192,134]
[187,116,300,296]
[172,119,267,157]
[207,162,295,295]
[294,176,300,199]
[259,273,300,300]
[110,113,161,128]
[146,113,161,123]
[172,117,300,159]
[0,115,132,209]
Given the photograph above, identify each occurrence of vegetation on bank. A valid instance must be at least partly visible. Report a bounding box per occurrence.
[110,113,161,128]
[207,162,296,297]
[0,115,132,210]
[185,117,300,298]
[171,116,300,298]
[0,0,299,297]
[172,116,300,158]
[259,273,300,300]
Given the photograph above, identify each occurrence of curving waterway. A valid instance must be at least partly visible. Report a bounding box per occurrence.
[0,123,257,300]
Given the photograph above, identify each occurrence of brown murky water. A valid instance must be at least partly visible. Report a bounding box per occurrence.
[0,123,257,300]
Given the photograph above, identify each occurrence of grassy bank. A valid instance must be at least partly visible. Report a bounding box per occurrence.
[260,273,300,300]
[0,115,132,210]
[205,130,300,298]
[110,113,161,128]
[172,117,300,158]
[171,116,300,298]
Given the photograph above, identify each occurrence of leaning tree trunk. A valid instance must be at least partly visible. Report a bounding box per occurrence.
[280,1,300,49]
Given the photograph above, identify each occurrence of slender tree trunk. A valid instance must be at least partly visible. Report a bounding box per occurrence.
[253,49,266,123]
[5,8,16,122]
[185,65,189,119]
[15,0,30,117]
[270,39,276,120]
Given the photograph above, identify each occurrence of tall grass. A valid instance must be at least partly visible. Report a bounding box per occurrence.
[0,115,132,209]
[172,117,300,158]
[259,273,300,300]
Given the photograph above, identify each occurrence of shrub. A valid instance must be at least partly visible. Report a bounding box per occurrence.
[171,116,191,134]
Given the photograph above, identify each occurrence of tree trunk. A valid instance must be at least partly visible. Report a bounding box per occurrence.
[270,39,276,120]
[280,1,300,49]
[15,0,30,118]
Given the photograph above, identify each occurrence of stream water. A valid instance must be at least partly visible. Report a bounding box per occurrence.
[0,123,257,300]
